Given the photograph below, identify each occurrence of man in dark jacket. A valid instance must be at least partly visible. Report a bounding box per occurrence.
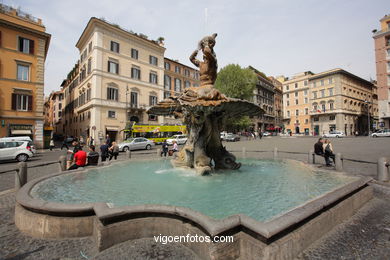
[87,145,99,166]
[314,138,324,156]
[100,143,109,162]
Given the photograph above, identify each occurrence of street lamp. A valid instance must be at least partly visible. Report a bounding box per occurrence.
[364,99,370,136]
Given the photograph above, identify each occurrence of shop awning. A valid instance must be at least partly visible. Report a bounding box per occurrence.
[11,130,32,135]
[106,126,119,131]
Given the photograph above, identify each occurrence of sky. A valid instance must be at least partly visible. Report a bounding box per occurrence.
[2,0,390,95]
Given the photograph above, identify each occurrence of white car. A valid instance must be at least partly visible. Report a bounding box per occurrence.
[0,136,36,155]
[0,140,34,162]
[262,132,271,137]
[118,137,155,152]
[323,131,345,138]
[166,135,188,145]
[371,129,390,137]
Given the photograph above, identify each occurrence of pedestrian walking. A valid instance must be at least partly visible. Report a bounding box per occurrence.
[49,138,55,151]
[108,142,119,160]
[100,143,109,162]
[105,134,111,146]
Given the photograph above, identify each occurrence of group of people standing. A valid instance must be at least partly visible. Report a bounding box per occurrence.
[314,138,336,166]
[160,140,178,157]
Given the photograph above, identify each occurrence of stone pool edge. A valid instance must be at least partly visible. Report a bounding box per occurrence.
[14,159,373,259]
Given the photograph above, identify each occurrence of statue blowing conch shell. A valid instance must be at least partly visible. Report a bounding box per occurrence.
[148,33,263,175]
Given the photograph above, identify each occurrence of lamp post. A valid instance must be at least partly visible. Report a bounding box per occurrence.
[365,99,370,136]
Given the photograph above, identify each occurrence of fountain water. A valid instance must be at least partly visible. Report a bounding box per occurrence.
[149,34,263,175]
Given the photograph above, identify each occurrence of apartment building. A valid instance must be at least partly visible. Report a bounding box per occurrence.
[282,72,314,135]
[249,67,276,132]
[163,58,200,124]
[373,14,390,129]
[309,69,377,136]
[269,76,283,132]
[163,57,200,98]
[0,4,51,148]
[43,90,64,135]
[62,17,165,144]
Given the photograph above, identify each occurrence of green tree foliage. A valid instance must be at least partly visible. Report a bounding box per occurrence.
[214,64,257,101]
[215,64,257,131]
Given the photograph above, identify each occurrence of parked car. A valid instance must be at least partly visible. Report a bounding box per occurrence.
[323,131,345,138]
[0,136,36,155]
[118,138,155,152]
[225,134,240,142]
[166,135,188,145]
[220,132,228,141]
[262,132,271,137]
[0,140,34,162]
[371,129,390,138]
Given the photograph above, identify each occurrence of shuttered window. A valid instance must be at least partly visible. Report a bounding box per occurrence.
[11,94,32,111]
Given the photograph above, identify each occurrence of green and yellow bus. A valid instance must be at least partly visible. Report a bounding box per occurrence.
[125,124,187,144]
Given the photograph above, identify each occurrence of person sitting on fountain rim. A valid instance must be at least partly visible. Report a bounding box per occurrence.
[68,149,87,170]
[314,138,324,156]
[323,139,336,167]
[86,145,99,166]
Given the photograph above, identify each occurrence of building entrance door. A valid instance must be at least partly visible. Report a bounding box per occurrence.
[314,125,319,136]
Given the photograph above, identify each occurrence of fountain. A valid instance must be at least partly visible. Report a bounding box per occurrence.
[148,33,263,175]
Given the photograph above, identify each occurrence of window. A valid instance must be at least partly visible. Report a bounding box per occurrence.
[88,41,92,53]
[108,60,119,74]
[87,88,91,101]
[12,94,32,111]
[286,100,290,106]
[131,67,141,80]
[295,99,298,105]
[108,111,116,118]
[149,95,158,106]
[164,91,171,99]
[17,64,29,81]
[149,72,158,84]
[295,83,298,88]
[110,41,120,53]
[321,103,326,112]
[305,119,309,124]
[320,79,324,86]
[131,48,138,59]
[87,58,92,74]
[107,87,118,101]
[329,115,335,120]
[286,93,289,98]
[313,91,317,98]
[148,114,158,121]
[329,88,333,96]
[304,89,308,95]
[304,80,308,86]
[174,78,182,92]
[329,77,333,84]
[130,92,138,108]
[329,102,334,110]
[18,37,34,54]
[286,85,289,91]
[295,109,299,116]
[164,75,171,90]
[304,97,308,104]
[314,117,319,122]
[175,66,181,74]
[184,69,190,77]
[321,89,325,97]
[295,92,298,97]
[313,81,316,88]
[149,55,158,66]
[185,80,191,88]
[287,111,290,117]
[59,103,62,110]
[164,62,170,70]
[305,108,308,115]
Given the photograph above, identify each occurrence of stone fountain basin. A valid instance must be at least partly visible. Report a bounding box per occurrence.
[15,159,373,260]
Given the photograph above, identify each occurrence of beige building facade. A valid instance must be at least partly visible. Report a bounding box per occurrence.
[62,18,165,144]
[309,69,377,136]
[44,90,64,135]
[282,72,313,135]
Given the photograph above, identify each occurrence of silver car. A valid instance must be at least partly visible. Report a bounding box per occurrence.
[371,129,390,137]
[118,138,155,152]
[0,140,34,162]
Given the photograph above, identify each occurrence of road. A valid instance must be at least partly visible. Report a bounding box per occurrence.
[1,136,389,192]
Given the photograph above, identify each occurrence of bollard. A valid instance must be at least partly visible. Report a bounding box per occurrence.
[126,150,131,159]
[15,162,27,190]
[59,155,67,172]
[377,157,389,181]
[273,147,278,159]
[335,153,343,171]
[308,150,315,164]
[242,147,246,158]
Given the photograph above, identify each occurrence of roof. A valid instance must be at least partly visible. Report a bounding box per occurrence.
[309,68,374,87]
[164,57,199,71]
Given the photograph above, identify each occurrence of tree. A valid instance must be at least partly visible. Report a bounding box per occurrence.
[214,64,257,101]
[215,64,257,132]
